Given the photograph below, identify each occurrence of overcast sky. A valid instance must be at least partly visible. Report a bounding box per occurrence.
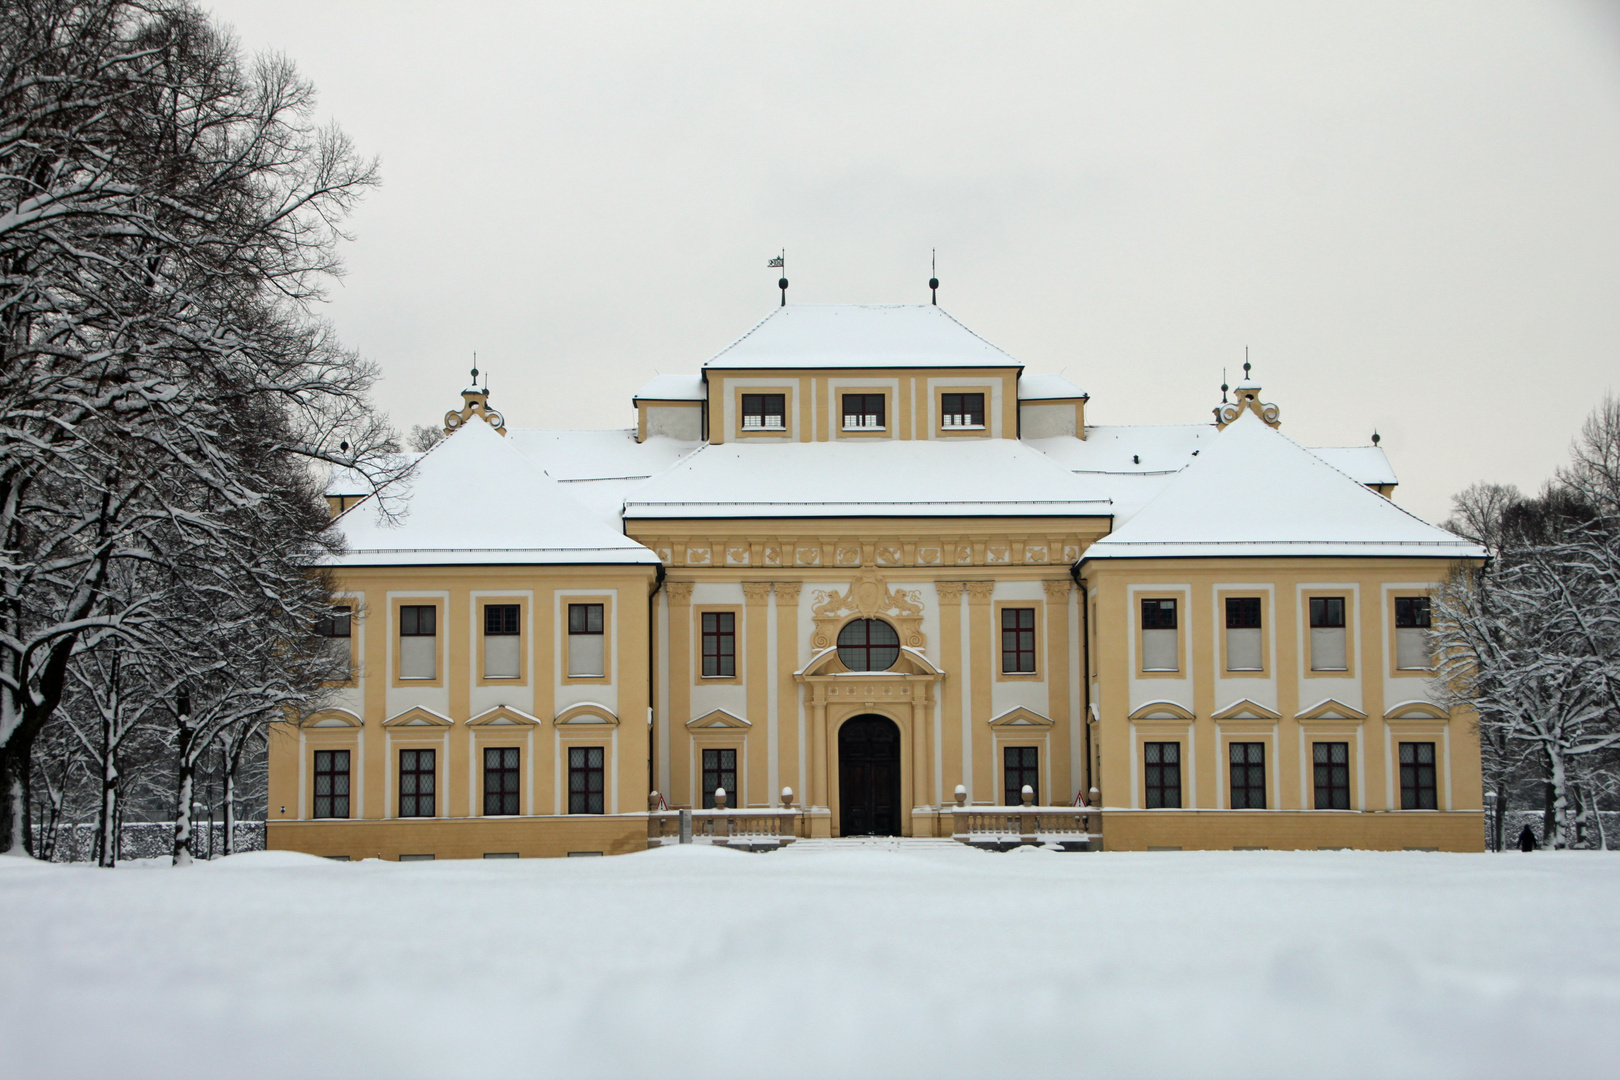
[205,0,1620,525]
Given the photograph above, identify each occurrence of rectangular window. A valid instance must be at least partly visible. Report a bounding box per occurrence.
[701,748,737,809]
[483,747,520,816]
[941,392,985,429]
[567,603,605,678]
[1140,598,1179,672]
[1229,742,1266,809]
[1313,742,1350,809]
[399,604,437,680]
[483,604,521,679]
[1399,742,1437,810]
[1309,596,1348,672]
[1001,607,1036,673]
[317,605,352,677]
[568,746,605,814]
[1225,596,1263,672]
[313,749,350,819]
[1394,596,1432,670]
[398,748,436,818]
[1004,746,1039,804]
[741,393,786,430]
[841,392,886,430]
[701,612,735,678]
[316,605,351,639]
[1144,742,1181,809]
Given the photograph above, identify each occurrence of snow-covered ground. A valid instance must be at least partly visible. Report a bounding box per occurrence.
[3,844,1616,1079]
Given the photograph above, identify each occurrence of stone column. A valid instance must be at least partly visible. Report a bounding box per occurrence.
[965,581,996,801]
[665,580,693,807]
[742,582,773,808]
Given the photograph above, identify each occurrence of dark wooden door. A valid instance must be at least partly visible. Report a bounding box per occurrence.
[838,715,902,836]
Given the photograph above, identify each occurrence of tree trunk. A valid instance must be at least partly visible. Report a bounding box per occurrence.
[0,736,35,857]
[1547,753,1574,850]
[223,764,237,856]
[98,754,118,868]
[172,720,196,866]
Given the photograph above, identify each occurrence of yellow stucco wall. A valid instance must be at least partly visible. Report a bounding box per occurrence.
[1082,556,1483,851]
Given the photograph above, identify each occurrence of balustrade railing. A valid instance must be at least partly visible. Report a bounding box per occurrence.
[949,805,1100,847]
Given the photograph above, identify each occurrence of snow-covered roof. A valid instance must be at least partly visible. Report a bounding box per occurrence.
[325,454,421,497]
[1018,373,1088,400]
[329,421,659,567]
[506,428,703,527]
[1080,411,1484,562]
[623,439,1110,519]
[1311,446,1398,487]
[633,374,706,401]
[703,304,1022,370]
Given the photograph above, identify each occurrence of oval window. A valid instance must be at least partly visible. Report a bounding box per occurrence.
[836,618,901,672]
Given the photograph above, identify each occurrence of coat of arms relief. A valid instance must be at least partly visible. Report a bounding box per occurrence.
[809,569,927,651]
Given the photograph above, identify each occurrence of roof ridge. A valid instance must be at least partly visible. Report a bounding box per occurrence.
[702,307,781,366]
[932,305,1022,367]
[1264,417,1459,538]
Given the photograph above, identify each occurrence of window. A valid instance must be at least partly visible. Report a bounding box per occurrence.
[741,393,786,430]
[399,605,437,680]
[941,392,985,429]
[701,748,737,809]
[1004,746,1039,804]
[1399,742,1437,809]
[1313,742,1350,809]
[1144,743,1181,808]
[568,746,605,814]
[1001,607,1036,673]
[1225,597,1263,672]
[313,750,350,819]
[1140,598,1178,672]
[1309,596,1348,672]
[841,393,886,430]
[398,748,436,817]
[567,603,605,678]
[1394,596,1432,670]
[316,605,351,639]
[483,604,520,679]
[317,605,352,677]
[836,618,900,672]
[701,612,735,677]
[483,747,520,816]
[1229,742,1266,808]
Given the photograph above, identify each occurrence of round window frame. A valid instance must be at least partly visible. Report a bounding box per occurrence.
[836,618,901,672]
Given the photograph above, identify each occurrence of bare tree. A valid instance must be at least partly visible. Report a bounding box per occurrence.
[0,0,395,853]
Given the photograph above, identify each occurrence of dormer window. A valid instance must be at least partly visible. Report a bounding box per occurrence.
[941,392,985,429]
[842,393,886,431]
[741,393,786,431]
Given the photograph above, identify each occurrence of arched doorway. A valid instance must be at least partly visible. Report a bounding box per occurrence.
[838,715,902,836]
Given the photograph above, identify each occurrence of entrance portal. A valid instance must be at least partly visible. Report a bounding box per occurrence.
[838,715,902,836]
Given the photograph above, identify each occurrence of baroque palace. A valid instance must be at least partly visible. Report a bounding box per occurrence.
[268,302,1487,858]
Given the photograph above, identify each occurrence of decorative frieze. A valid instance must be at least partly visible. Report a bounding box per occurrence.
[637,532,1097,569]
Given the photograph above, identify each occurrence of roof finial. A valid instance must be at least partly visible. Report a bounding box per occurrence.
[471,351,479,388]
[1221,367,1229,403]
[768,249,787,306]
[929,249,939,305]
[1243,346,1251,380]
[1371,429,1381,446]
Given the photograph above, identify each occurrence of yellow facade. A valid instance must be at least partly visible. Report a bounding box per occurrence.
[275,303,1483,858]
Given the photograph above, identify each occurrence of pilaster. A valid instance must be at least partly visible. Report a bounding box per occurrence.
[742,581,772,807]
[1043,578,1073,803]
[774,581,803,807]
[965,580,995,801]
[936,581,966,800]
[666,580,694,806]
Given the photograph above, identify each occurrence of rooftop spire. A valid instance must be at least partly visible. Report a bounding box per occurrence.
[1214,349,1280,430]
[768,249,787,306]
[929,249,939,305]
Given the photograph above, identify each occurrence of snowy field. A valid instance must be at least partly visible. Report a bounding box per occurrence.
[3,845,1617,1080]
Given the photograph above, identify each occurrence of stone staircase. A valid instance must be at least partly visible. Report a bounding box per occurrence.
[773,836,971,855]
